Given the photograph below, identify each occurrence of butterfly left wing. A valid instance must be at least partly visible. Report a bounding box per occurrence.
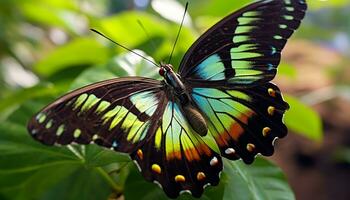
[179,0,307,85]
[27,77,165,153]
[131,98,223,198]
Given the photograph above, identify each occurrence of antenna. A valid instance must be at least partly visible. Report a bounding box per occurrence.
[168,2,189,64]
[90,29,160,68]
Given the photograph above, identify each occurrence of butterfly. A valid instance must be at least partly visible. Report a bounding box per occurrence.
[27,0,307,198]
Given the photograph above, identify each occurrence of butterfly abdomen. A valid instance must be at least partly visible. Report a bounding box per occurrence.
[182,104,208,136]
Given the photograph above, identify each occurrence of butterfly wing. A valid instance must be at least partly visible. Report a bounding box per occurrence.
[179,0,307,85]
[28,77,165,153]
[131,97,222,198]
[191,83,289,164]
[28,77,222,198]
[179,0,306,163]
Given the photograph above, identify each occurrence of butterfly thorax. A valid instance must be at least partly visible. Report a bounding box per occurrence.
[160,63,208,136]
[160,64,189,103]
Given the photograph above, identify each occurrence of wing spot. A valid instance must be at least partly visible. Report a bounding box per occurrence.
[31,129,38,135]
[137,149,144,160]
[56,125,65,136]
[45,120,53,129]
[210,156,219,166]
[112,141,118,148]
[225,148,236,155]
[73,129,81,138]
[36,113,46,124]
[92,134,99,140]
[175,175,186,183]
[151,164,162,174]
[263,127,272,137]
[284,15,294,21]
[279,24,288,29]
[268,106,276,116]
[274,35,283,40]
[247,143,255,152]
[268,88,276,97]
[197,172,206,181]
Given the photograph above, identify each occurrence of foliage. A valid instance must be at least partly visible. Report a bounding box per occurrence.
[0,0,343,199]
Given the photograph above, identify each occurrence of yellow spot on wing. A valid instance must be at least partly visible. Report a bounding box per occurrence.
[81,94,100,112]
[268,88,276,97]
[137,149,143,160]
[154,128,162,149]
[268,106,275,115]
[247,143,255,152]
[151,164,161,174]
[262,127,271,137]
[197,172,206,181]
[73,94,88,110]
[175,175,186,183]
[96,101,111,113]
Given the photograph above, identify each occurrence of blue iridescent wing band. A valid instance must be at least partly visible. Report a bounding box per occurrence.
[179,0,307,86]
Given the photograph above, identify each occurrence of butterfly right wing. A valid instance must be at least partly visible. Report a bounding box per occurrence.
[27,77,165,153]
[179,0,307,86]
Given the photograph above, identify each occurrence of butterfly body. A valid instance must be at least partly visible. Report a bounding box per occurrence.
[28,0,307,198]
[161,63,208,136]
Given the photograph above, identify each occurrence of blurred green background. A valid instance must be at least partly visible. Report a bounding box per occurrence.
[0,0,349,200]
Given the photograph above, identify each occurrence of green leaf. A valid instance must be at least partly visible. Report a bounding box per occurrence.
[0,105,126,199]
[19,0,80,32]
[284,95,323,142]
[95,11,196,68]
[34,38,109,77]
[70,50,161,90]
[0,83,66,119]
[223,158,295,200]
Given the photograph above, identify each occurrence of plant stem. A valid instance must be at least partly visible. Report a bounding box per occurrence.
[96,167,123,195]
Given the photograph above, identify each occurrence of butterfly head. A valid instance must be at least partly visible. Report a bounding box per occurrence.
[159,63,173,77]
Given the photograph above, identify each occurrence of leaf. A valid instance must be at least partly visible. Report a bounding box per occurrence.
[222,158,295,200]
[69,50,161,90]
[19,0,80,32]
[95,11,196,67]
[34,38,109,77]
[284,95,323,142]
[0,83,66,120]
[186,0,251,18]
[0,106,126,199]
